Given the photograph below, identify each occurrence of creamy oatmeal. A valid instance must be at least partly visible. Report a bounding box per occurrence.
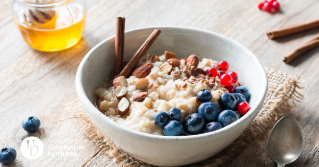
[94,53,240,136]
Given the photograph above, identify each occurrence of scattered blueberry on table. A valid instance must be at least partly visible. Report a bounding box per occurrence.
[168,108,182,121]
[22,116,40,133]
[0,147,16,165]
[163,120,183,136]
[154,111,170,127]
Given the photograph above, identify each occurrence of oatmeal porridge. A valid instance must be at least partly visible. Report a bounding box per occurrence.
[94,52,245,136]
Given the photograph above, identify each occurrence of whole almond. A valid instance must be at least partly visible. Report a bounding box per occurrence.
[186,54,199,67]
[135,78,149,90]
[117,98,129,116]
[132,92,148,102]
[113,76,128,88]
[150,54,160,62]
[164,51,176,60]
[131,63,153,78]
[167,58,181,67]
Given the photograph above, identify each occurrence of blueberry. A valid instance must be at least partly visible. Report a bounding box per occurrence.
[218,93,237,110]
[198,102,219,122]
[22,116,40,133]
[203,122,223,133]
[168,108,182,121]
[163,120,183,136]
[183,113,205,134]
[233,110,242,118]
[218,110,239,127]
[232,93,247,108]
[0,147,16,165]
[235,86,250,100]
[197,89,212,102]
[154,111,170,127]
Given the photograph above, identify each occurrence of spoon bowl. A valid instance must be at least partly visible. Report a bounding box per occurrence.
[267,116,303,167]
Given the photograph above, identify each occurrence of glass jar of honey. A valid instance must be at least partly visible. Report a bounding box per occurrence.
[12,0,87,52]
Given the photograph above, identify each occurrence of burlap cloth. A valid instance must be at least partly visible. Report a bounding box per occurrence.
[67,68,304,167]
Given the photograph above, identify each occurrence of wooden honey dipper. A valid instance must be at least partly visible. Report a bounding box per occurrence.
[24,9,56,26]
[23,0,56,26]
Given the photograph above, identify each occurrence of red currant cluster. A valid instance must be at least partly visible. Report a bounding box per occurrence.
[207,61,238,92]
[258,0,280,13]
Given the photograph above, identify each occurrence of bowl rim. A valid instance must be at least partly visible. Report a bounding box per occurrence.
[75,26,268,141]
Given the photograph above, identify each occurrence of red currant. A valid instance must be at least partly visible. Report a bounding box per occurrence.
[220,74,232,86]
[263,2,272,12]
[228,71,238,83]
[258,2,264,10]
[272,1,280,11]
[218,61,229,71]
[218,71,226,77]
[225,85,235,93]
[238,102,250,114]
[207,67,218,77]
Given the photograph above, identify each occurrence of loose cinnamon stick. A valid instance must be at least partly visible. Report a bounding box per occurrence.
[283,38,319,63]
[119,29,161,77]
[113,17,125,76]
[267,19,319,39]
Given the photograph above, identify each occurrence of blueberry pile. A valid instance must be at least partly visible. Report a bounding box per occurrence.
[154,86,250,136]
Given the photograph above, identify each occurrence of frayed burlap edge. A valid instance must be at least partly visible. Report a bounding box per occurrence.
[66,68,304,167]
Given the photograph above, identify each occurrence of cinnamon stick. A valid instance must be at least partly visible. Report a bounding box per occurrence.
[283,38,319,63]
[119,29,161,77]
[113,17,125,76]
[267,19,319,39]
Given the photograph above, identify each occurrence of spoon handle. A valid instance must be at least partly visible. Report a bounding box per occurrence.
[278,163,285,167]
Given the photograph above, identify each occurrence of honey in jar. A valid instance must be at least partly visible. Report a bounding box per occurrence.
[12,0,87,52]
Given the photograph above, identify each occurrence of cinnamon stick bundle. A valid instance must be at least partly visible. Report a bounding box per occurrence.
[283,34,319,63]
[267,19,319,39]
[119,29,161,77]
[113,17,125,76]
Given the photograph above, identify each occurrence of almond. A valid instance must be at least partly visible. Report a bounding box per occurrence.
[113,76,128,88]
[164,51,176,60]
[186,54,199,67]
[115,85,127,100]
[131,63,153,78]
[132,92,148,102]
[167,58,181,67]
[135,78,149,90]
[150,54,160,62]
[97,98,106,113]
[117,98,129,116]
[160,64,173,74]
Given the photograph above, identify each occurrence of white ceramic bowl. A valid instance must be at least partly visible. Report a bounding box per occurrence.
[76,27,267,166]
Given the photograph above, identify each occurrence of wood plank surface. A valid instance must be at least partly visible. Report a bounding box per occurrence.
[0,0,319,166]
